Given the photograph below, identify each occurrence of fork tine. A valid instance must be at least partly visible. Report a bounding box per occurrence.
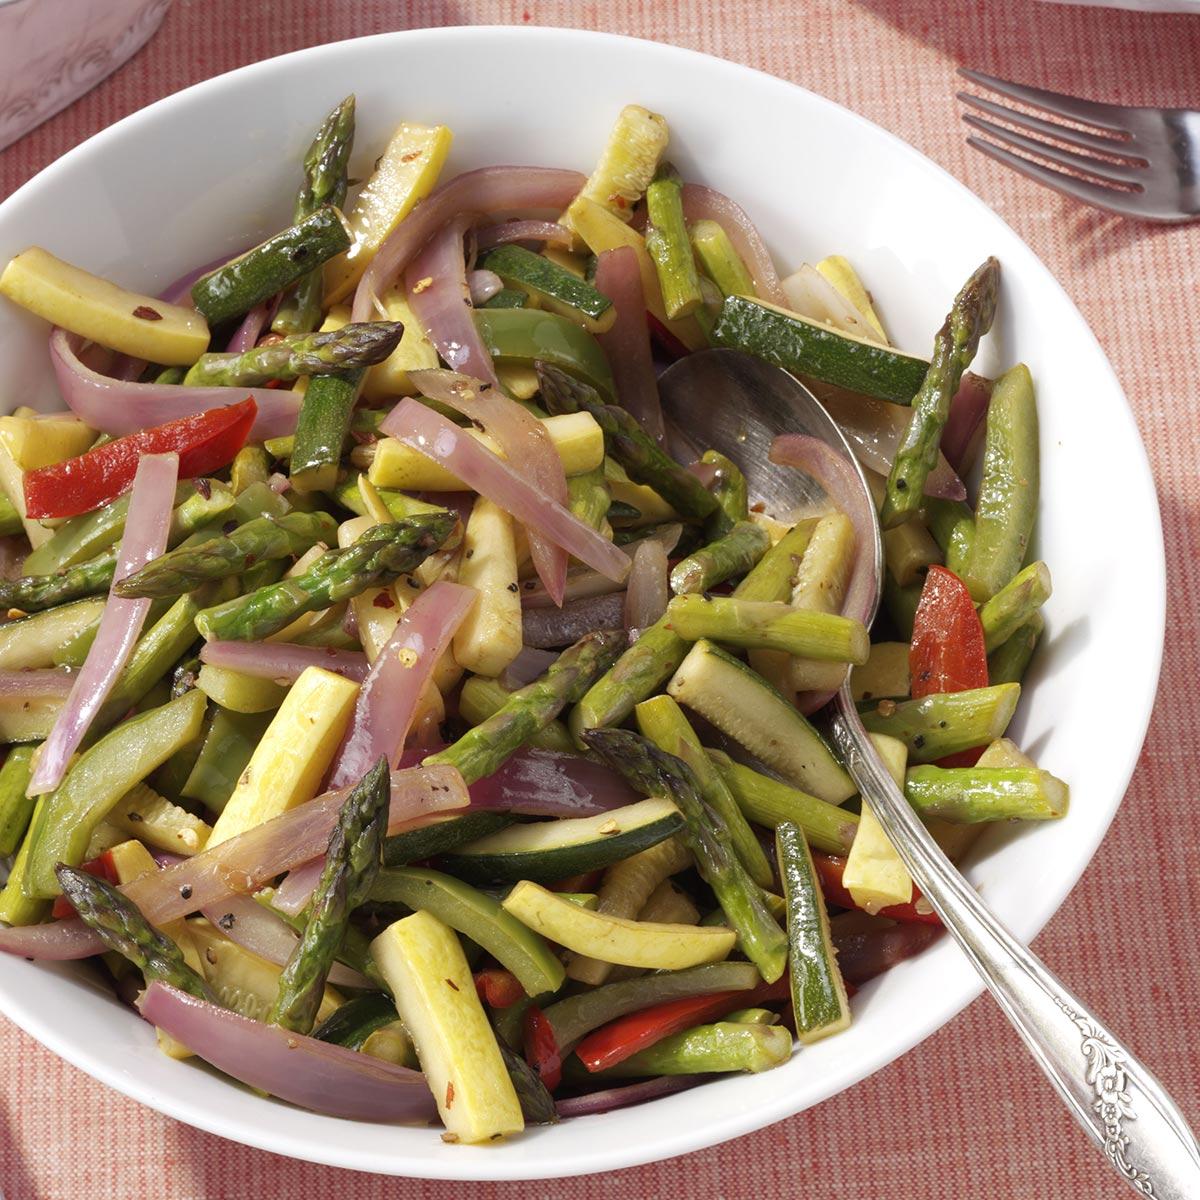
[956,91,1140,157]
[957,68,1132,135]
[965,136,1156,218]
[962,113,1148,185]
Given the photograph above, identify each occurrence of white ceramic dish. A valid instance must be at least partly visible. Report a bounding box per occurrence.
[0,26,1165,1180]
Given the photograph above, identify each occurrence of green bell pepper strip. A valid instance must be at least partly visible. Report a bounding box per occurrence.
[22,689,208,898]
[180,706,272,813]
[473,307,615,398]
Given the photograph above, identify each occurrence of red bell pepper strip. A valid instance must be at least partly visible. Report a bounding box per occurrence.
[523,1004,563,1091]
[51,850,119,920]
[575,977,790,1073]
[24,398,257,520]
[909,565,989,767]
[813,853,941,926]
[474,968,525,1009]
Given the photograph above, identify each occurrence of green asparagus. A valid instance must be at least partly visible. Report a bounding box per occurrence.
[458,676,575,754]
[566,468,613,531]
[601,1020,792,1077]
[669,521,770,595]
[191,206,352,326]
[425,630,624,785]
[270,756,389,1034]
[273,95,356,336]
[882,257,1000,528]
[498,1040,559,1125]
[116,512,338,599]
[584,728,788,983]
[54,864,213,1001]
[330,473,447,522]
[570,614,689,744]
[859,683,1020,763]
[732,519,818,601]
[666,595,869,663]
[644,164,703,319]
[194,512,455,642]
[904,764,1069,822]
[978,561,1051,653]
[0,744,36,857]
[961,364,1039,601]
[988,612,1043,685]
[536,363,718,521]
[700,450,748,538]
[707,749,859,855]
[184,322,402,388]
[690,220,756,299]
[230,446,272,495]
[634,695,773,888]
[0,547,117,612]
[923,496,975,577]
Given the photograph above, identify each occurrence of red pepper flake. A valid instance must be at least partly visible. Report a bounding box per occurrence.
[445,1081,455,1108]
[372,592,395,609]
[401,151,421,163]
[445,977,459,991]
[132,305,163,321]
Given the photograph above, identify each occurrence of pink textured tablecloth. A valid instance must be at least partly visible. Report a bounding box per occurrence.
[1,2,1198,1196]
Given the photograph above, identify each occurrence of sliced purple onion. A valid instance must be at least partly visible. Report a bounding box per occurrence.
[271,857,326,919]
[28,453,179,795]
[50,330,301,441]
[680,184,787,307]
[382,399,629,584]
[556,1074,710,1118]
[353,167,584,322]
[226,300,274,354]
[199,640,369,685]
[940,372,993,475]
[522,592,626,649]
[474,219,574,250]
[832,920,942,984]
[466,748,643,818]
[624,538,669,631]
[466,269,505,305]
[139,982,436,1122]
[500,646,558,689]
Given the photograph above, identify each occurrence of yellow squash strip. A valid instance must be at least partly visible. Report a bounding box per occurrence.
[107,783,212,856]
[324,123,454,305]
[371,911,523,1144]
[0,414,94,470]
[815,255,888,344]
[361,290,440,399]
[563,104,669,228]
[842,734,914,912]
[0,247,209,364]
[452,497,521,678]
[366,410,603,491]
[206,666,359,847]
[502,880,736,970]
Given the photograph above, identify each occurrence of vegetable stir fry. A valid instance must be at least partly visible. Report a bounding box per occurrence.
[0,98,1062,1140]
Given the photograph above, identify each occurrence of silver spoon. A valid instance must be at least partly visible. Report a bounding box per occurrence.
[658,348,1200,1200]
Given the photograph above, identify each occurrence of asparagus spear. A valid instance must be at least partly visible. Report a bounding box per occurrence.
[904,764,1068,823]
[669,521,770,595]
[269,756,389,1034]
[923,496,975,578]
[54,864,214,1001]
[570,615,689,744]
[584,728,788,983]
[978,561,1051,653]
[0,547,118,612]
[195,513,455,642]
[881,257,1000,528]
[599,1020,792,1077]
[690,220,756,300]
[458,676,575,754]
[183,321,402,388]
[425,630,624,785]
[536,362,718,521]
[190,206,352,326]
[987,612,1043,685]
[115,512,338,599]
[665,595,869,663]
[498,1040,560,1125]
[0,744,36,857]
[567,468,613,531]
[859,683,1020,763]
[700,450,748,538]
[273,95,356,336]
[644,164,704,319]
[732,519,818,601]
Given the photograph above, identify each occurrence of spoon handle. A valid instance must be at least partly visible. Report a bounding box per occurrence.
[832,690,1200,1200]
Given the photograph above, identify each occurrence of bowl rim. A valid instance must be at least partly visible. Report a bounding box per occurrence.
[0,24,1166,1179]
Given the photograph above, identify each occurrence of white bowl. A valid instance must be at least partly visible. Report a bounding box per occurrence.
[0,26,1164,1180]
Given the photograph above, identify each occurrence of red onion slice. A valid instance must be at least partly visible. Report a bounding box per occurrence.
[28,453,179,795]
[405,215,499,387]
[466,269,505,305]
[474,219,574,250]
[594,246,666,445]
[139,982,436,1122]
[818,389,967,501]
[0,669,74,699]
[466,748,642,818]
[159,251,245,307]
[769,434,880,715]
[226,300,274,354]
[328,580,476,789]
[199,640,369,684]
[556,1074,710,1118]
[624,538,669,631]
[522,592,626,649]
[382,399,629,584]
[411,368,570,605]
[680,184,787,307]
[500,646,558,689]
[354,166,585,321]
[832,920,942,985]
[198,893,370,989]
[271,857,326,918]
[50,330,301,441]
[940,372,993,475]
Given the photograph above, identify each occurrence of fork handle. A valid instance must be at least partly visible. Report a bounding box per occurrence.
[831,691,1200,1199]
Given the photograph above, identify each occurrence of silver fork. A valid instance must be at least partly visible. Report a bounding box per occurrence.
[957,67,1200,222]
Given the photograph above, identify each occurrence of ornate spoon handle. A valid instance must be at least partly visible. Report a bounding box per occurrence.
[832,691,1200,1199]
